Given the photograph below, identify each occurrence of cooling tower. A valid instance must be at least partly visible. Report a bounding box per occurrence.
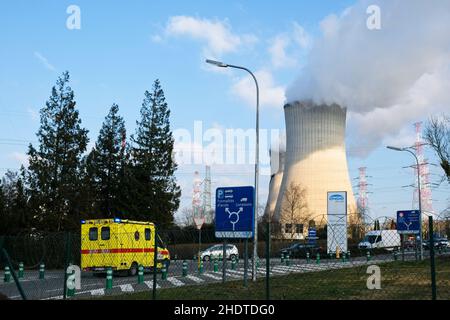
[264,148,285,222]
[273,101,357,230]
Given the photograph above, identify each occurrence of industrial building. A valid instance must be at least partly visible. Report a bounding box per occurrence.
[265,100,358,239]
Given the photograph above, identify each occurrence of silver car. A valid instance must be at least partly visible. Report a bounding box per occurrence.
[200,244,239,261]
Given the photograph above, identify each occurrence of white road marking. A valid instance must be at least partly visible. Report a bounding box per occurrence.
[225,271,242,278]
[144,280,160,289]
[119,284,134,292]
[202,273,222,281]
[228,269,245,275]
[90,289,105,296]
[42,295,64,300]
[167,277,185,287]
[186,275,204,283]
[270,268,287,274]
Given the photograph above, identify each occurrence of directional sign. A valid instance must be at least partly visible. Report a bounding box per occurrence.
[397,210,421,234]
[327,191,348,254]
[307,228,318,245]
[215,186,254,239]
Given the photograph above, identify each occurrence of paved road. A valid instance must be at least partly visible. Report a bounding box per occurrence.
[0,251,438,300]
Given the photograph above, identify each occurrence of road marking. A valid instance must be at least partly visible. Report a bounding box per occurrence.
[225,271,242,278]
[167,277,185,287]
[202,273,222,281]
[144,280,160,289]
[272,266,296,273]
[186,275,204,283]
[229,269,245,275]
[90,289,105,296]
[119,284,134,292]
[42,295,64,300]
[270,268,287,274]
[257,268,268,275]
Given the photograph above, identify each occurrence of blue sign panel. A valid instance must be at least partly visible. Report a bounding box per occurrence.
[308,228,318,245]
[397,210,421,234]
[215,186,254,239]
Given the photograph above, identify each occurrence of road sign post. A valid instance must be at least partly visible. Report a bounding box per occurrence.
[244,239,248,287]
[194,217,205,270]
[215,186,255,287]
[222,240,227,283]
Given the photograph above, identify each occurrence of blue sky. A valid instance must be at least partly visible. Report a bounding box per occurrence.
[0,0,449,224]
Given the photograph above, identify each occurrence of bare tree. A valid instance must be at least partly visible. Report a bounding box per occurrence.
[425,115,450,182]
[178,207,195,227]
[281,182,311,239]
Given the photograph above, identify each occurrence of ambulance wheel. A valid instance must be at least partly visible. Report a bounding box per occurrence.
[129,262,138,276]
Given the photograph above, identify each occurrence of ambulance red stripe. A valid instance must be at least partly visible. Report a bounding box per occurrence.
[81,248,169,255]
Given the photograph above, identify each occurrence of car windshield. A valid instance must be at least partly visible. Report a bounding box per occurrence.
[364,235,380,244]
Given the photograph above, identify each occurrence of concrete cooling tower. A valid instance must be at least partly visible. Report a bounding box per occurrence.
[264,148,285,222]
[272,101,357,236]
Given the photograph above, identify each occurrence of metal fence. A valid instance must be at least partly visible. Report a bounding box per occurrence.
[0,216,449,300]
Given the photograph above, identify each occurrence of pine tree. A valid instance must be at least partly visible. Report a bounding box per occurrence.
[13,166,29,232]
[0,169,29,234]
[0,181,7,234]
[130,80,181,227]
[27,71,89,232]
[86,104,127,218]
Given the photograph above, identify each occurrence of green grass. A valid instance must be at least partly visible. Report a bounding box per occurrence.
[98,257,450,300]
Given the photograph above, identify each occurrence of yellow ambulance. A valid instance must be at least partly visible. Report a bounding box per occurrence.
[81,218,170,275]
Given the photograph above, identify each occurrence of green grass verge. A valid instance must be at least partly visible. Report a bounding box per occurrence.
[97,257,450,300]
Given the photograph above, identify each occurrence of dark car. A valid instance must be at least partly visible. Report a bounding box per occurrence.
[279,243,323,258]
[422,237,449,250]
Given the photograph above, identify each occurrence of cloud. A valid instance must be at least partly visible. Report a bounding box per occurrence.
[158,16,258,58]
[292,22,311,49]
[27,107,39,121]
[34,52,56,71]
[268,35,297,69]
[9,152,29,167]
[268,22,311,69]
[286,0,450,157]
[347,65,450,157]
[231,69,286,109]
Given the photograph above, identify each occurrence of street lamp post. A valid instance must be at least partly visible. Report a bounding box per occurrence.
[387,146,423,260]
[206,59,260,282]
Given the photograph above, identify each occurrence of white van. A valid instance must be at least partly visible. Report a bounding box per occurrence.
[358,230,401,251]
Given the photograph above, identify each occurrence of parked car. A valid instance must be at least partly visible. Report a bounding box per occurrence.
[358,230,401,251]
[422,237,449,250]
[279,243,323,258]
[200,244,239,261]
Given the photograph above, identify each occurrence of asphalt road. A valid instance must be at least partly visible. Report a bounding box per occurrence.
[0,250,437,300]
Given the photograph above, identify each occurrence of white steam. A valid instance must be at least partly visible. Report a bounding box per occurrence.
[286,0,450,157]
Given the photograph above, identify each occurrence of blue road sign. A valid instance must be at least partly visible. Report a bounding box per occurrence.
[308,228,318,245]
[215,186,254,239]
[397,210,421,234]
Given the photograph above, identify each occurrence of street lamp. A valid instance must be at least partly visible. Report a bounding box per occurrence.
[387,146,423,260]
[206,59,260,282]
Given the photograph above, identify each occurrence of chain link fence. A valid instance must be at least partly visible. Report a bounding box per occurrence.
[0,216,449,300]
